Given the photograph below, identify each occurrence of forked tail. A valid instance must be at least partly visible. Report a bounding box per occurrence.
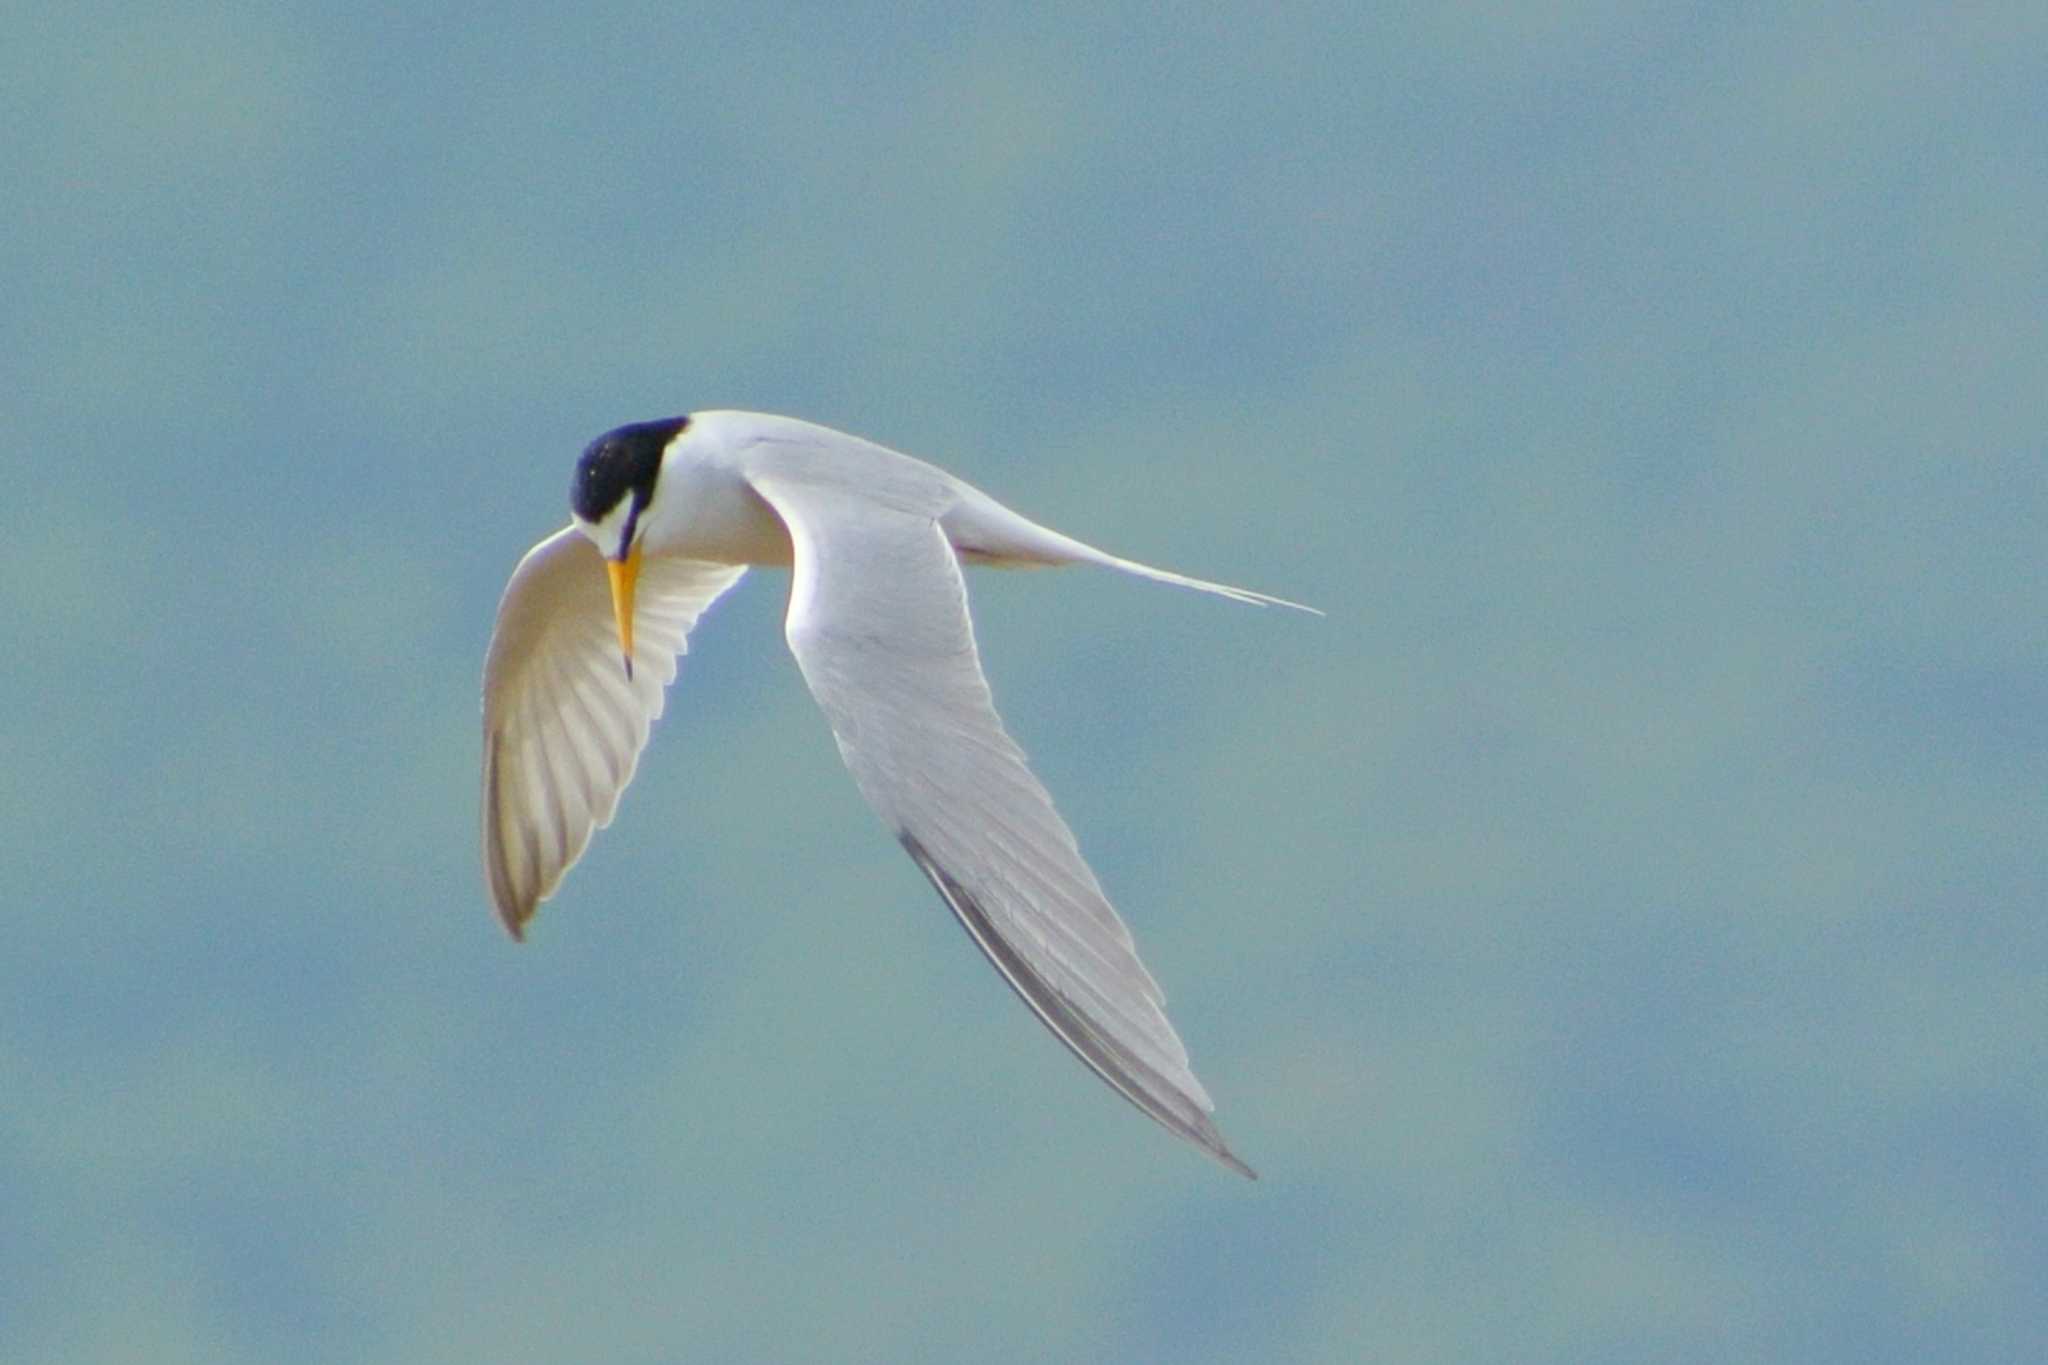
[1097,551,1321,614]
[939,485,1319,613]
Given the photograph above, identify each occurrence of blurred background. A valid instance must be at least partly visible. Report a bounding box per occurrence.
[4,2,2043,1361]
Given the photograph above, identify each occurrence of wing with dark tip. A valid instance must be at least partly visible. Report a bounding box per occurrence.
[481,526,746,937]
[751,474,1254,1176]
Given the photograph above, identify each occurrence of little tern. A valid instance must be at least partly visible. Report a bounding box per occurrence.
[481,411,1313,1176]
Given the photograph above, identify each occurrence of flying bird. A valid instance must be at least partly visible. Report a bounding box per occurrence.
[481,411,1313,1176]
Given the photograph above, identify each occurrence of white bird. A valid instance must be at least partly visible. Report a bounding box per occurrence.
[481,411,1313,1177]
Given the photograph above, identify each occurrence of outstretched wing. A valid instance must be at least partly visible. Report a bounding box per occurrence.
[751,474,1254,1177]
[481,526,746,938]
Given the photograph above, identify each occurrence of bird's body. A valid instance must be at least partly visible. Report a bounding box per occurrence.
[482,410,1310,1176]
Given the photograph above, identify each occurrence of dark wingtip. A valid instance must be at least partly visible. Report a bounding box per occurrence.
[498,896,532,942]
[898,831,1258,1180]
[483,733,530,944]
[1213,1143,1258,1180]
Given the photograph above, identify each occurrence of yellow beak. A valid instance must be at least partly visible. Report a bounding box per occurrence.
[606,543,642,678]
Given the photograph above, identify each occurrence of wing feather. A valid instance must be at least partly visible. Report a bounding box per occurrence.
[750,477,1253,1177]
[481,526,746,937]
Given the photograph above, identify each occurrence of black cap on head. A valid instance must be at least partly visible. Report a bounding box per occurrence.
[570,416,690,526]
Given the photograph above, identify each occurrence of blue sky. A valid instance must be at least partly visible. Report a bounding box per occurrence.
[4,3,2044,1361]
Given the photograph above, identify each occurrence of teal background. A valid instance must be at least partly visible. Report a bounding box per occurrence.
[5,3,2044,1361]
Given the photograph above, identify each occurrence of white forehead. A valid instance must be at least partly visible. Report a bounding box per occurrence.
[573,497,636,559]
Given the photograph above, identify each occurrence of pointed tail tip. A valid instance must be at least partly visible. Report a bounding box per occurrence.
[1255,591,1323,616]
[1206,582,1322,616]
[1106,555,1320,616]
